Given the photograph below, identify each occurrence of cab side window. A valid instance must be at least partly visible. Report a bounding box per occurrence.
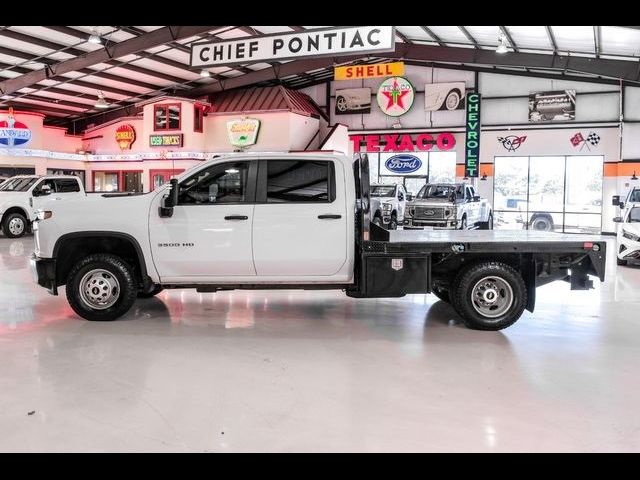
[264,160,335,203]
[398,187,404,201]
[178,162,251,205]
[55,179,80,193]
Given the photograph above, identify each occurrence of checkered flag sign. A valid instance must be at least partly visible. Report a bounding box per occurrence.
[587,132,601,146]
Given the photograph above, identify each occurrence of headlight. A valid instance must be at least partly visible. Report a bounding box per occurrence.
[36,210,53,221]
[382,203,392,212]
[623,229,640,242]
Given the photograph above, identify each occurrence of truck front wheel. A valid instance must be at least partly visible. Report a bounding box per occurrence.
[452,262,527,330]
[2,212,28,238]
[66,254,137,321]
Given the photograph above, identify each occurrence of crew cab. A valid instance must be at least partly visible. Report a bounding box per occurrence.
[404,183,493,230]
[370,183,408,230]
[30,152,606,331]
[614,205,640,266]
[0,175,84,238]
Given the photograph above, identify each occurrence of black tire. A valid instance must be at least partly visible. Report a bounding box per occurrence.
[66,254,137,321]
[478,212,494,230]
[389,213,398,230]
[459,215,467,230]
[617,257,628,266]
[2,212,28,238]
[452,261,527,331]
[137,285,164,298]
[431,286,450,304]
[530,215,553,231]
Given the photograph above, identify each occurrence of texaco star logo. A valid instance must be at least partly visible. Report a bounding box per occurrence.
[377,77,415,117]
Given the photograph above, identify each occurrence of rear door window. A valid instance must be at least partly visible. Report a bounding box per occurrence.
[55,179,80,193]
[263,160,336,203]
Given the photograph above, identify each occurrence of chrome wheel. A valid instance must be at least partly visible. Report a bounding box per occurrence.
[336,96,347,112]
[471,276,514,319]
[445,91,460,110]
[8,217,25,236]
[79,269,121,310]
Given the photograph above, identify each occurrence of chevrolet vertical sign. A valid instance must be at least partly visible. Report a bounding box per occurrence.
[191,26,396,68]
[464,93,481,178]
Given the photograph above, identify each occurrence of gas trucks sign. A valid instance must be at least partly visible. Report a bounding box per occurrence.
[191,26,396,68]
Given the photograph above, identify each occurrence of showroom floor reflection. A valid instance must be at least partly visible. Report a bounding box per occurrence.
[0,236,638,452]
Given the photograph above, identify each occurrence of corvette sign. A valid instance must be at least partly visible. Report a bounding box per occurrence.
[191,26,396,68]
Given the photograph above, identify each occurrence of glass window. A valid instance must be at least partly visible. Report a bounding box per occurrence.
[371,185,396,197]
[194,106,204,132]
[428,152,456,183]
[629,208,640,223]
[179,162,249,205]
[94,172,119,192]
[154,104,181,131]
[55,179,80,193]
[266,160,334,203]
[630,189,640,203]
[0,177,38,192]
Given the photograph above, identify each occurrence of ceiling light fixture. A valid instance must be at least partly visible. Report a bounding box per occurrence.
[496,34,508,54]
[94,91,109,109]
[88,28,102,45]
[200,69,211,78]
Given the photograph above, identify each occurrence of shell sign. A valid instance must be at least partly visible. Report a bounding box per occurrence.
[0,108,32,147]
[115,124,136,150]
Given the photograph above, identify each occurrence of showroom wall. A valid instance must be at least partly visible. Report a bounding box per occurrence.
[301,64,640,233]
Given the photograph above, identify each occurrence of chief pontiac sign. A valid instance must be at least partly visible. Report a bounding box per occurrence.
[227,118,260,148]
[191,26,396,68]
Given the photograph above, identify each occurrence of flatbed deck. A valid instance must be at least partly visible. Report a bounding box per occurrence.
[389,229,604,245]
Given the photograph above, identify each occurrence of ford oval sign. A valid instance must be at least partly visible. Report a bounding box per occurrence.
[385,154,422,174]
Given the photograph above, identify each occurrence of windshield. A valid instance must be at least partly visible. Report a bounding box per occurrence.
[417,184,459,200]
[630,189,640,203]
[0,178,37,192]
[629,207,640,223]
[371,186,396,197]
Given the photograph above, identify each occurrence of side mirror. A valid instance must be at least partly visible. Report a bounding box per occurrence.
[159,178,179,218]
[613,216,623,223]
[34,185,52,197]
[406,194,413,202]
[612,195,621,207]
[473,195,481,202]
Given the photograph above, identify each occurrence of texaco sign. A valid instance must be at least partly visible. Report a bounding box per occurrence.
[377,77,415,117]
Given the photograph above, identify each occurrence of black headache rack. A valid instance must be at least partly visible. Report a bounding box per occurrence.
[346,153,606,302]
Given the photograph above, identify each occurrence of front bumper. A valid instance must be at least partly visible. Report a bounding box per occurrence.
[403,218,458,229]
[29,254,58,295]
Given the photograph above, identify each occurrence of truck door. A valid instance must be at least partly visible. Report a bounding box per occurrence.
[149,160,257,280]
[31,178,57,215]
[252,158,348,277]
[466,186,480,224]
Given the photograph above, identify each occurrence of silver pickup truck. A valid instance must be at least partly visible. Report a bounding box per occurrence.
[403,183,493,230]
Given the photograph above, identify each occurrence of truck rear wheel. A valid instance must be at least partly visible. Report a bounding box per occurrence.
[2,212,28,238]
[66,254,137,321]
[452,261,527,331]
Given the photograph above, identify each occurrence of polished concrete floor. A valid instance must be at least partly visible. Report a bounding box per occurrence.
[0,236,638,452]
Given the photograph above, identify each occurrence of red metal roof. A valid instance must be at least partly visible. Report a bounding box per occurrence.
[207,86,328,121]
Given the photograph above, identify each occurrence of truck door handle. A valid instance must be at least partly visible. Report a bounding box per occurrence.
[318,214,342,219]
[224,215,248,221]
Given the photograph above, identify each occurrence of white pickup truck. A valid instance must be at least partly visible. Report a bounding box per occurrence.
[0,175,85,238]
[404,183,493,230]
[30,152,606,331]
[370,183,408,230]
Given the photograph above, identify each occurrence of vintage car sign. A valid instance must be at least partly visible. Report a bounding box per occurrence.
[0,108,32,147]
[377,77,415,117]
[384,154,422,174]
[115,124,136,150]
[227,118,260,148]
